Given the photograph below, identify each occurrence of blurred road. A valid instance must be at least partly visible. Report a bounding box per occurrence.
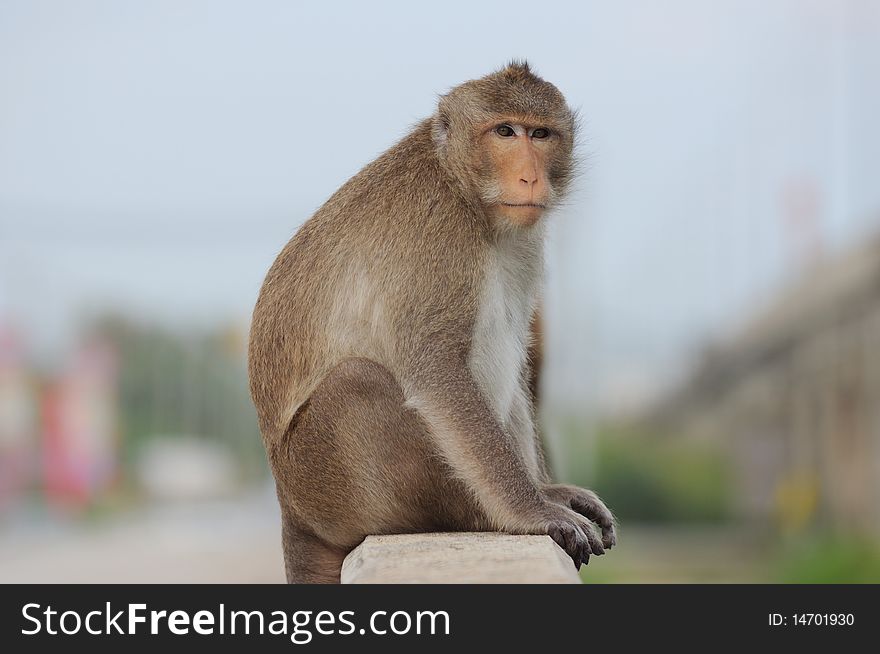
[1,487,771,584]
[580,525,773,583]
[0,487,286,583]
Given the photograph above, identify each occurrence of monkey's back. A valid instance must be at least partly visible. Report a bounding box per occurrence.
[248,121,486,446]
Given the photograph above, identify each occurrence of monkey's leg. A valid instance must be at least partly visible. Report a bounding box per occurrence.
[271,357,486,583]
[279,512,347,583]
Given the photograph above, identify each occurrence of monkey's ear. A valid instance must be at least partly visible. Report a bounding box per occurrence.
[431,110,451,153]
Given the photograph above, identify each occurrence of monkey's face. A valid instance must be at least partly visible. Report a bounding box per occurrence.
[479,120,555,228]
[432,63,577,230]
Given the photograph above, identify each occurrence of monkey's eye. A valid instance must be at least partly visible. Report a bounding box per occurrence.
[495,124,515,137]
[531,128,550,139]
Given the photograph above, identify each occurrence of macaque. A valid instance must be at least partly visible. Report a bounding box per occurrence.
[248,62,615,583]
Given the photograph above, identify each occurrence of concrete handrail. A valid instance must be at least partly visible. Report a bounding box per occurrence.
[341,532,581,584]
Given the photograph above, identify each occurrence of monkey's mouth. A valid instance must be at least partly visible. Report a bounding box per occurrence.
[500,202,547,209]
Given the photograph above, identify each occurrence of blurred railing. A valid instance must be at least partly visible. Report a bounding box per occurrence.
[340,532,581,584]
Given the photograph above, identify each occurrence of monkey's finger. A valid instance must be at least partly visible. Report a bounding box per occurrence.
[548,524,574,560]
[586,524,606,556]
[571,523,594,567]
[550,523,583,568]
[601,524,618,550]
[573,516,605,556]
[570,495,617,549]
[578,535,591,567]
[563,525,581,564]
[570,492,615,531]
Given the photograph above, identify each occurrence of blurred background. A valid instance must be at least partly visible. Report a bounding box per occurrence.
[2,0,879,583]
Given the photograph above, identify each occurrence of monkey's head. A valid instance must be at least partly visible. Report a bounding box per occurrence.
[432,61,576,229]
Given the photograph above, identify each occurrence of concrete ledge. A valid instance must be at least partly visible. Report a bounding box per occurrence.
[340,532,581,584]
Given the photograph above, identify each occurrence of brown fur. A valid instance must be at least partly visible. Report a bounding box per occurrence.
[248,62,615,583]
[527,308,544,406]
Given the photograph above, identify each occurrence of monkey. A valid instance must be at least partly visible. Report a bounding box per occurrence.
[526,307,544,408]
[248,62,616,583]
[524,306,557,477]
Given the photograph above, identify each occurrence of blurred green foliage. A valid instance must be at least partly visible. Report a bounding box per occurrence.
[550,417,880,582]
[558,420,732,524]
[775,535,880,583]
[90,316,267,482]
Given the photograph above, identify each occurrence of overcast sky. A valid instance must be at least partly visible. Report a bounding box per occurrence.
[1,0,879,410]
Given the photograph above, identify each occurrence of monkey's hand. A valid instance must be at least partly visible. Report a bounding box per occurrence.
[541,484,617,560]
[527,499,606,570]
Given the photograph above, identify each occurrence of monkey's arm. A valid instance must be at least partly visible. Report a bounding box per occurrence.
[506,381,552,484]
[406,363,605,567]
[508,374,616,550]
[507,376,616,549]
